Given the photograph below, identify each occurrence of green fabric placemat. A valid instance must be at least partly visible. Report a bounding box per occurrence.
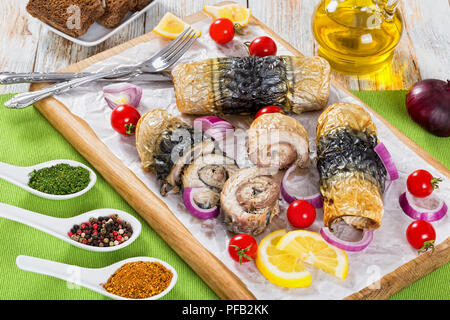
[0,91,448,300]
[353,91,450,168]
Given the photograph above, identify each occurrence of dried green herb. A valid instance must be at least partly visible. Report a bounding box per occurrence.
[28,163,91,195]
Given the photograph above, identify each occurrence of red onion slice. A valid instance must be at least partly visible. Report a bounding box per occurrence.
[399,191,447,222]
[103,83,143,109]
[193,116,234,141]
[320,227,374,252]
[183,187,219,219]
[374,142,399,181]
[281,165,323,208]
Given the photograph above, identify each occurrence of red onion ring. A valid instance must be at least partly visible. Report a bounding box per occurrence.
[374,142,399,181]
[399,191,447,222]
[183,187,219,219]
[281,165,323,208]
[193,116,234,141]
[320,227,374,252]
[103,83,143,109]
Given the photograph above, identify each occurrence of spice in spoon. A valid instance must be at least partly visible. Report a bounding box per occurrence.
[28,163,91,195]
[102,261,173,299]
[68,214,133,247]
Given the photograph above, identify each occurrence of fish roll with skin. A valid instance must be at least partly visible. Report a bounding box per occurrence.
[172,55,330,115]
[316,103,387,230]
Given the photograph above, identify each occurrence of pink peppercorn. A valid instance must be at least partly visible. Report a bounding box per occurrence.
[93,223,98,230]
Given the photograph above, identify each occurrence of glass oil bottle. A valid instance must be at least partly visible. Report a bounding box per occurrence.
[312,0,403,74]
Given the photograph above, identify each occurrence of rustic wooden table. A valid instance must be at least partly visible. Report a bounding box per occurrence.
[0,0,449,94]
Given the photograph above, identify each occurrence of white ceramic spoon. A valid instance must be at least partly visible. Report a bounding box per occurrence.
[16,255,178,300]
[0,159,97,200]
[0,203,142,252]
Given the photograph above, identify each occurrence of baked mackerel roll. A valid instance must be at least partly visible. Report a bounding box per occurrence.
[316,103,387,230]
[181,153,238,210]
[136,109,239,209]
[172,55,330,115]
[248,113,309,170]
[136,109,216,195]
[221,167,281,235]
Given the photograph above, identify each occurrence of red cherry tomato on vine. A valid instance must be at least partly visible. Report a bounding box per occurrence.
[248,36,277,57]
[111,104,141,136]
[287,200,316,229]
[406,169,442,198]
[255,105,283,119]
[228,234,258,264]
[406,220,436,253]
[209,18,235,44]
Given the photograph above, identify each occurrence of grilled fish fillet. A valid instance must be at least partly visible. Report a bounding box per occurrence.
[172,55,330,115]
[248,113,309,170]
[316,103,386,230]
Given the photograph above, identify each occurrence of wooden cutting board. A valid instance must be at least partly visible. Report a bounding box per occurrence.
[29,2,450,300]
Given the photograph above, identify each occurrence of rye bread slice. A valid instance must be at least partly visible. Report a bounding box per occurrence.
[26,0,105,38]
[132,0,153,11]
[97,0,134,28]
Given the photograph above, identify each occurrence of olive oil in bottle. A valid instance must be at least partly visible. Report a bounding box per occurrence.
[312,0,403,74]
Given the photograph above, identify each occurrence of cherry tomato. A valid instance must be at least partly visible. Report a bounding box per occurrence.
[255,105,283,119]
[209,18,235,44]
[407,169,442,198]
[228,234,258,264]
[248,36,277,57]
[287,200,316,229]
[110,104,141,136]
[406,220,436,253]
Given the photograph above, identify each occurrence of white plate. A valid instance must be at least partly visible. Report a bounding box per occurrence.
[31,1,158,47]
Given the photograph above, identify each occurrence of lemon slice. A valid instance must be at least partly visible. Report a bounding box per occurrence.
[276,230,349,280]
[255,229,311,288]
[204,4,251,26]
[153,12,201,39]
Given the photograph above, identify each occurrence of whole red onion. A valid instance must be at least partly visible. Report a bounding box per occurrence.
[406,79,450,137]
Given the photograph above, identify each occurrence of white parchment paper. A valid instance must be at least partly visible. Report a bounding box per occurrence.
[55,19,450,300]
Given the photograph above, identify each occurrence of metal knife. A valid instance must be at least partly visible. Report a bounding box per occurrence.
[0,71,172,84]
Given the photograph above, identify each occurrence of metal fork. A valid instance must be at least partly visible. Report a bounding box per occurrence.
[4,27,198,109]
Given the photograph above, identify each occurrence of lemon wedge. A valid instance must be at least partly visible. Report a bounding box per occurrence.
[153,12,201,39]
[255,230,311,288]
[276,230,349,280]
[204,4,251,26]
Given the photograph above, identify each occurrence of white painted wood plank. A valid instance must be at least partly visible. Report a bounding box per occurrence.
[0,0,41,94]
[401,0,450,81]
[249,0,316,57]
